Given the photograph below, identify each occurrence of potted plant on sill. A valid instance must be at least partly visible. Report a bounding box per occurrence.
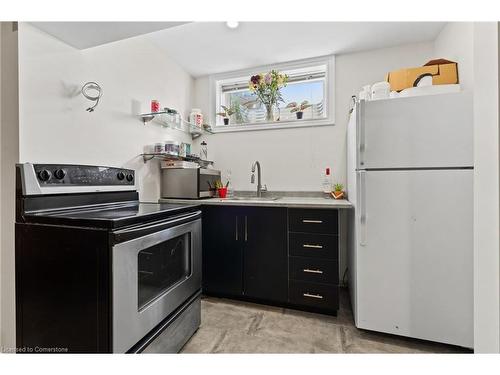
[216,105,236,125]
[286,100,312,120]
[248,70,288,122]
[331,183,345,200]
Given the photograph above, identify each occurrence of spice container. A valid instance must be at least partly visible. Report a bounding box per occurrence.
[164,140,180,156]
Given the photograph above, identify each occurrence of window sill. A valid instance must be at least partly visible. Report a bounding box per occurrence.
[211,118,334,134]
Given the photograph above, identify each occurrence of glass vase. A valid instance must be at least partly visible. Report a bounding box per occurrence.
[265,103,274,122]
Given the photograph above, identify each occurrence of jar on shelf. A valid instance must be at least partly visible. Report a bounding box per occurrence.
[175,113,182,129]
[164,140,180,156]
[180,142,191,157]
[189,108,203,128]
[151,100,160,113]
[154,143,164,154]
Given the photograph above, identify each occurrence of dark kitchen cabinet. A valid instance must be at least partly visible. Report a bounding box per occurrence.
[287,208,340,315]
[202,205,287,304]
[243,207,287,303]
[202,206,243,296]
[202,205,341,315]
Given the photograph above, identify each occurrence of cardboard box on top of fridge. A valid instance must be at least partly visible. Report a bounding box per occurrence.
[386,59,458,92]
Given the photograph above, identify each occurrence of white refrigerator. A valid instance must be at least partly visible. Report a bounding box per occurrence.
[347,92,473,348]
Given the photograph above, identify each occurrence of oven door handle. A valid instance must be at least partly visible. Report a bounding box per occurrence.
[114,211,201,239]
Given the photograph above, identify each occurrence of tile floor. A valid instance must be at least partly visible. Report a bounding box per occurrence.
[181,289,472,353]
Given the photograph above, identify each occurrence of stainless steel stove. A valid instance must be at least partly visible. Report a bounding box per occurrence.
[15,163,202,353]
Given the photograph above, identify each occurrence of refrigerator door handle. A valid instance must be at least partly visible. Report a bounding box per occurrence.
[359,171,367,246]
[358,101,366,167]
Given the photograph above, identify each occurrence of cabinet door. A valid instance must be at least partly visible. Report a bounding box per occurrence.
[202,206,243,296]
[243,207,287,303]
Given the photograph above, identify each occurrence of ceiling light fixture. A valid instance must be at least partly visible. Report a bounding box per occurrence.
[226,21,239,29]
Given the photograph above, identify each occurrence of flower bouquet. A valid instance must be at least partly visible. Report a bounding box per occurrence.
[248,70,288,122]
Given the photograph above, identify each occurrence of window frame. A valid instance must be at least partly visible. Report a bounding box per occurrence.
[209,55,335,133]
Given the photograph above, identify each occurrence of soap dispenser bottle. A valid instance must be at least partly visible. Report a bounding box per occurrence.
[322,167,332,196]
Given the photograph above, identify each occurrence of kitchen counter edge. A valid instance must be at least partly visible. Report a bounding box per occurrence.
[158,197,352,209]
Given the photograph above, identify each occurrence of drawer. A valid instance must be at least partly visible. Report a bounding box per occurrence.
[289,232,338,260]
[289,257,339,285]
[289,280,339,311]
[288,208,338,234]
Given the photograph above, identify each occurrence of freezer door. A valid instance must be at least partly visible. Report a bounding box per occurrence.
[358,92,473,169]
[356,169,473,348]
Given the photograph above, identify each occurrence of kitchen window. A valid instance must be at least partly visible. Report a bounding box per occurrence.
[210,56,335,132]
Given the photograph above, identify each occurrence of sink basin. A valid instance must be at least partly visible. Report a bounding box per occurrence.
[227,197,279,201]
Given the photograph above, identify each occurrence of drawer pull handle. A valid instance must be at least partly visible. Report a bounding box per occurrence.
[303,244,323,249]
[302,219,323,224]
[303,268,323,274]
[303,293,324,299]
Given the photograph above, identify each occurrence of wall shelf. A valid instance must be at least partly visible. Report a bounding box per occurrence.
[138,111,213,140]
[141,153,214,166]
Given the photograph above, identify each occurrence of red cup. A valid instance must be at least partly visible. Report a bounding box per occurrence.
[218,187,228,198]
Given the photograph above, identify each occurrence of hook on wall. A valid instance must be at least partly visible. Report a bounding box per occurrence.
[81,82,103,112]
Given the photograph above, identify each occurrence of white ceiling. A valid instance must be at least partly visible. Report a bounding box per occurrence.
[145,22,446,77]
[30,22,187,49]
[29,22,446,77]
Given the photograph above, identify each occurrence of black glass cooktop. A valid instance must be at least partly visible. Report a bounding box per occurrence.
[24,202,201,229]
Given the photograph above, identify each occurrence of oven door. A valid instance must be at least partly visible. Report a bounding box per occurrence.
[112,212,201,353]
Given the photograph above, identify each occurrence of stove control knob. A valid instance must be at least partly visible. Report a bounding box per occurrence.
[126,174,134,182]
[117,171,125,181]
[54,169,66,180]
[38,169,52,182]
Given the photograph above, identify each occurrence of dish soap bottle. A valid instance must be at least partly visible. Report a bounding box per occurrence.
[226,169,234,198]
[322,168,332,197]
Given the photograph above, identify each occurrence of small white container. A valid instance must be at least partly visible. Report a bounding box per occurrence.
[370,81,390,100]
[359,89,371,101]
[359,85,372,101]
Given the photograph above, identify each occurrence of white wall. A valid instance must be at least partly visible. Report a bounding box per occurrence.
[194,42,434,192]
[434,22,474,91]
[1,22,20,352]
[472,22,500,353]
[0,23,197,351]
[18,23,196,202]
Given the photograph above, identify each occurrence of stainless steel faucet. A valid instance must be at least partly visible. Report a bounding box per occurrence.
[251,161,267,197]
